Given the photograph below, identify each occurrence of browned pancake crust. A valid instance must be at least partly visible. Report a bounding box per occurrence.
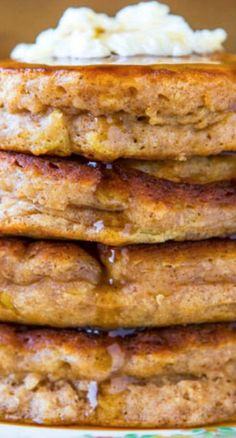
[1,152,236,245]
[0,238,235,328]
[0,56,236,160]
[0,322,234,427]
[0,322,234,377]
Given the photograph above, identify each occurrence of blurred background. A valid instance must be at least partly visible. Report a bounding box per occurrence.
[0,0,235,58]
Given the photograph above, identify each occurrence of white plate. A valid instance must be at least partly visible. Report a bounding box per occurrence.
[0,424,236,438]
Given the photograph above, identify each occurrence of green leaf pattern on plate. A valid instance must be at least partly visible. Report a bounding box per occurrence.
[80,427,236,438]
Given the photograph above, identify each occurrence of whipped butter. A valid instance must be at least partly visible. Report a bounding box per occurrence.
[11,1,227,61]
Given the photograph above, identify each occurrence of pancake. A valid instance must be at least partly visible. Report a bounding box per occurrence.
[0,238,235,328]
[1,152,236,245]
[125,154,236,184]
[0,322,234,427]
[0,55,236,160]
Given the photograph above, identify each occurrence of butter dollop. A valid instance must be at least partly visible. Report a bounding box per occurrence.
[11,2,227,61]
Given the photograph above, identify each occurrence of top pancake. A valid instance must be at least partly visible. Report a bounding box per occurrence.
[0,54,236,160]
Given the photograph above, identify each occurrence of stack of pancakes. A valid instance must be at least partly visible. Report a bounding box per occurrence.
[0,55,235,428]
